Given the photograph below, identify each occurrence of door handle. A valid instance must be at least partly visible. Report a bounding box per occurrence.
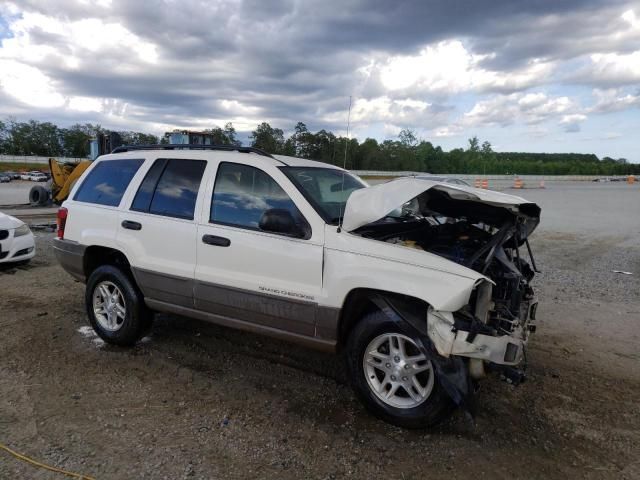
[121,220,142,231]
[202,234,230,247]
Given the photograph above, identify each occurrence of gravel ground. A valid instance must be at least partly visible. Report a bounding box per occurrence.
[1,182,639,479]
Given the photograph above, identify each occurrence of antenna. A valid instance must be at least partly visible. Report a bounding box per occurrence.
[337,96,352,233]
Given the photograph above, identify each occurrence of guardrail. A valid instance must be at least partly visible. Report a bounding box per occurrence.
[352,171,605,181]
[0,155,86,164]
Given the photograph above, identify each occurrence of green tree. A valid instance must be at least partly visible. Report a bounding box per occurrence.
[119,131,159,145]
[0,119,7,153]
[467,136,480,153]
[204,122,241,146]
[60,123,97,157]
[398,128,418,147]
[223,122,241,146]
[5,120,62,156]
[250,122,285,154]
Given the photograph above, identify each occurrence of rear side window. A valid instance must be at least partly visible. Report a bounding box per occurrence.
[211,162,305,230]
[74,159,144,206]
[131,158,206,220]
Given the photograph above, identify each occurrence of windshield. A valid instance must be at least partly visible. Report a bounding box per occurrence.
[281,167,368,224]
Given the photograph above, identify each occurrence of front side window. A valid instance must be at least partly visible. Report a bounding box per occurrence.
[281,167,367,224]
[131,158,206,219]
[74,159,144,206]
[211,162,306,233]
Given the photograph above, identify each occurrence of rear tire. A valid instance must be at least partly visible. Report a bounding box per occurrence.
[345,310,453,428]
[85,265,152,346]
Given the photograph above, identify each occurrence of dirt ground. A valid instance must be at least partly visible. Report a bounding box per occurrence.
[1,184,639,479]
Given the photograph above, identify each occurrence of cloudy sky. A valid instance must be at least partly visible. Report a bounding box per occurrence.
[0,0,639,159]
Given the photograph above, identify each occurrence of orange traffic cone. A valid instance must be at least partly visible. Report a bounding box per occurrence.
[513,178,523,189]
[481,179,489,189]
[474,178,481,188]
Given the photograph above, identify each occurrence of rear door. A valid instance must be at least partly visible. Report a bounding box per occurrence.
[117,157,209,308]
[64,157,145,249]
[194,160,324,336]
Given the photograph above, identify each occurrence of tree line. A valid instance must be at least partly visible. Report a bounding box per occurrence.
[249,122,638,175]
[0,119,160,158]
[1,118,636,175]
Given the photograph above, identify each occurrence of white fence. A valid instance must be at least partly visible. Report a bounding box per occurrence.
[0,155,85,165]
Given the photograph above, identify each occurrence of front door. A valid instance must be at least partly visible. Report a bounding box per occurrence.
[194,160,323,336]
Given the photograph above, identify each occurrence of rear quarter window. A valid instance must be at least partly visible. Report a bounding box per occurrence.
[74,159,144,207]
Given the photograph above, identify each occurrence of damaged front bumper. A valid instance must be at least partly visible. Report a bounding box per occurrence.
[371,292,537,414]
[427,305,536,368]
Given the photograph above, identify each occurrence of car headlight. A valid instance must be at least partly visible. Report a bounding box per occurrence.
[14,223,31,237]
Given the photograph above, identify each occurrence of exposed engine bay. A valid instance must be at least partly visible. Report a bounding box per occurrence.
[354,187,541,374]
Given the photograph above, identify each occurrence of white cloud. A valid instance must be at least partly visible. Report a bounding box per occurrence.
[0,0,637,158]
[323,96,434,127]
[434,125,463,137]
[0,10,159,110]
[622,9,640,29]
[0,60,65,108]
[589,88,640,113]
[430,91,588,137]
[463,93,577,127]
[602,132,622,140]
[560,114,587,124]
[0,12,158,65]
[559,113,587,132]
[68,96,103,112]
[584,50,640,85]
[219,99,261,116]
[373,40,553,95]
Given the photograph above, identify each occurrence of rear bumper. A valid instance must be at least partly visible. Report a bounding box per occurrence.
[52,238,86,282]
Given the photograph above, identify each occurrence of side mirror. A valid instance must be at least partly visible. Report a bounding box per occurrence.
[259,208,307,238]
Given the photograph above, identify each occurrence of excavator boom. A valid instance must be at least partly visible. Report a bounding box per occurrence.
[48,158,92,204]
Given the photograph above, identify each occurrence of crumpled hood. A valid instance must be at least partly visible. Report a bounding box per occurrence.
[0,212,24,230]
[342,177,541,233]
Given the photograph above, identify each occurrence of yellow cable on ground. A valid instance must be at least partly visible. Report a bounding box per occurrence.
[0,442,96,480]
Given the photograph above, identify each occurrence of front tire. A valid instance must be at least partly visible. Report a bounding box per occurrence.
[85,265,152,346]
[345,310,453,428]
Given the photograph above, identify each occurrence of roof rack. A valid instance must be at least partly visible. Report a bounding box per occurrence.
[110,144,275,159]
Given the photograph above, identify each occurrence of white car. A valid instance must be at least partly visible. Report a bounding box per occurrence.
[53,145,540,428]
[0,213,36,263]
[20,170,41,180]
[29,172,48,182]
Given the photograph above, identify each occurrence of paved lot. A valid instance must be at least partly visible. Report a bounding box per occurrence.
[1,182,639,479]
[0,180,35,206]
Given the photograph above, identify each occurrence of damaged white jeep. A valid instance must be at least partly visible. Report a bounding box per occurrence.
[53,145,540,428]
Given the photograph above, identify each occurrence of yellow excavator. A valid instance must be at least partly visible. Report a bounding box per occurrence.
[28,133,122,206]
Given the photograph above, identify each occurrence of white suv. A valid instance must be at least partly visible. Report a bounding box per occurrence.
[53,145,540,427]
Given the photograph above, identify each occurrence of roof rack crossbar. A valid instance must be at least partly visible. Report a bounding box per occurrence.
[110,144,275,159]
